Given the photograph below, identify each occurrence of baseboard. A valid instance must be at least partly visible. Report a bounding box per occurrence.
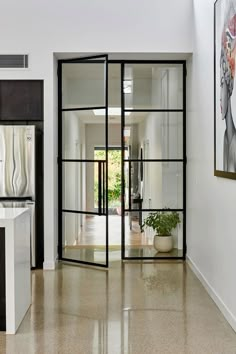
[187,256,236,332]
[43,260,56,270]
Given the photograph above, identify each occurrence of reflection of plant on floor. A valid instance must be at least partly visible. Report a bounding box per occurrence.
[94,149,121,208]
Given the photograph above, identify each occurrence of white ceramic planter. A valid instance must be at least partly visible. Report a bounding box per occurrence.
[154,235,173,252]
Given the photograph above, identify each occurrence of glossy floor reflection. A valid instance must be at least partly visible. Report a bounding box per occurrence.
[1,262,236,353]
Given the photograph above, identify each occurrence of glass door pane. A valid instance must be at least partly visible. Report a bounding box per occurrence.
[62,111,106,160]
[123,63,183,110]
[62,62,106,109]
[59,55,109,267]
[124,112,183,160]
[124,161,183,209]
[124,211,183,258]
[62,212,107,265]
[62,161,106,214]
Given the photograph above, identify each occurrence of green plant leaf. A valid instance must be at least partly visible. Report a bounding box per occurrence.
[142,210,181,236]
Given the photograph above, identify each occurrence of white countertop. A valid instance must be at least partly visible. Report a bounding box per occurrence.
[0,208,29,220]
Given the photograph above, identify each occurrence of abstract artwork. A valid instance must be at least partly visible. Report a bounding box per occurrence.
[214,0,236,179]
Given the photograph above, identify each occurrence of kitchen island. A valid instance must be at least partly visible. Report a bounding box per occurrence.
[0,208,31,334]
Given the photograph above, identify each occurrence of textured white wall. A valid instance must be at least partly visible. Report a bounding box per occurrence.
[187,0,236,331]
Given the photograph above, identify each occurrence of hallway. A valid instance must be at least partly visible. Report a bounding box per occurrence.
[1,262,236,354]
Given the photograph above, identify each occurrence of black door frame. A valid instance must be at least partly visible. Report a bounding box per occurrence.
[58,57,186,266]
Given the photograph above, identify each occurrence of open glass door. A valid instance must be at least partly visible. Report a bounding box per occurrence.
[58,55,109,267]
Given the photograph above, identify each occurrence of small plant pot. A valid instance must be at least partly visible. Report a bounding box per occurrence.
[154,235,173,252]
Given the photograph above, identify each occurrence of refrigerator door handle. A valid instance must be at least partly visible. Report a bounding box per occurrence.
[26,201,36,268]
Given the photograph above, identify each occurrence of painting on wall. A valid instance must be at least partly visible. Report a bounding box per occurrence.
[214,0,236,179]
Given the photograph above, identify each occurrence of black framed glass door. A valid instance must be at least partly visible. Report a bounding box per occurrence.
[58,55,109,267]
[121,61,186,260]
[58,58,186,265]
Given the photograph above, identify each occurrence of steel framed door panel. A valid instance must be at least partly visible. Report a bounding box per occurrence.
[58,55,109,268]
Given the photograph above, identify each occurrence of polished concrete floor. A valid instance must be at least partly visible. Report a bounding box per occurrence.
[65,215,148,246]
[1,262,236,354]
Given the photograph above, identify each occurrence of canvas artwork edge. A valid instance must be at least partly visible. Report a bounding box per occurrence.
[214,0,236,179]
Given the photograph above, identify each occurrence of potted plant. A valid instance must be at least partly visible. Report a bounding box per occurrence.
[142,210,181,252]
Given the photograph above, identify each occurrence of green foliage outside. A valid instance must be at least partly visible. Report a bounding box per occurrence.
[94,149,122,208]
[142,210,181,236]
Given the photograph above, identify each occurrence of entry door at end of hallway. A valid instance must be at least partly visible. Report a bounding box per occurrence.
[58,55,109,268]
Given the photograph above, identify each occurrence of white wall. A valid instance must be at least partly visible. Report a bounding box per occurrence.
[0,0,193,269]
[0,0,193,54]
[187,0,236,331]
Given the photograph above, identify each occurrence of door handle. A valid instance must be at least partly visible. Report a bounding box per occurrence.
[98,161,102,215]
[102,161,105,214]
[128,161,131,210]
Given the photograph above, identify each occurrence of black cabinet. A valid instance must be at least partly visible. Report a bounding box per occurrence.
[0,80,43,121]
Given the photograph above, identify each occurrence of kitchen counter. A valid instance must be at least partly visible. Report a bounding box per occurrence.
[0,208,31,334]
[0,207,29,220]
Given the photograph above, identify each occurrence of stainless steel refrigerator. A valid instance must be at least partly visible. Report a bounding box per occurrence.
[0,125,36,267]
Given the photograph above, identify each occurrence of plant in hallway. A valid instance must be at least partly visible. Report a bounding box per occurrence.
[142,210,181,252]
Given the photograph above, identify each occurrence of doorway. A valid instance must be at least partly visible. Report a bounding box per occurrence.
[58,56,186,268]
[94,147,122,215]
